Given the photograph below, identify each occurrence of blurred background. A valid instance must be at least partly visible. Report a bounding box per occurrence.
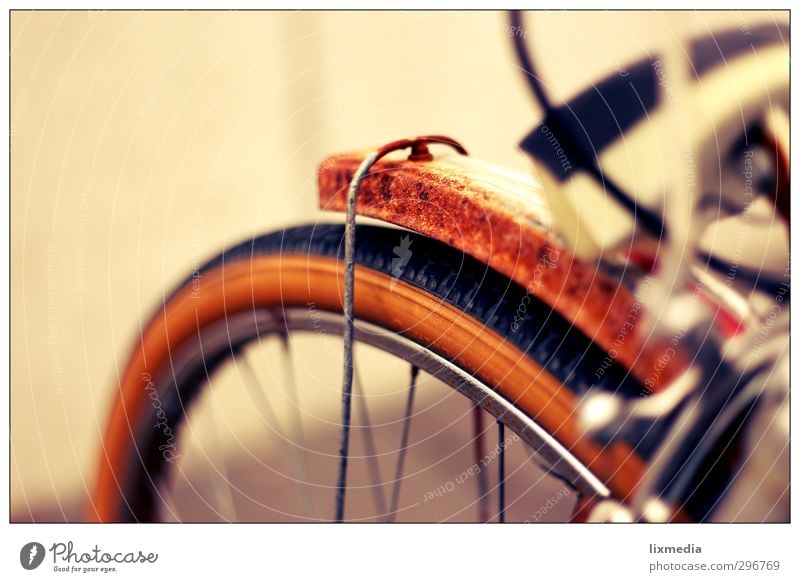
[11,10,787,521]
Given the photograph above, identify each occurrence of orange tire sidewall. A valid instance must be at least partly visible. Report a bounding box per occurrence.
[89,255,645,521]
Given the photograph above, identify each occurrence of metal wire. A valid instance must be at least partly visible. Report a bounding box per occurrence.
[335,151,379,523]
[498,420,506,523]
[334,136,468,522]
[509,10,552,112]
[509,10,666,238]
[473,406,490,522]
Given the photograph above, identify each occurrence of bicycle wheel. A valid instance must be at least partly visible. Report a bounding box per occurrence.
[89,223,648,522]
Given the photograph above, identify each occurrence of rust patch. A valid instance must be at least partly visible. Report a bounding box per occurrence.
[318,149,686,391]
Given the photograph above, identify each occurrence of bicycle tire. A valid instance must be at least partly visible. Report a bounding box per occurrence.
[90,223,648,522]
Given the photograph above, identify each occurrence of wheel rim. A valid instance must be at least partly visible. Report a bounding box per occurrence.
[160,309,614,518]
[90,255,645,521]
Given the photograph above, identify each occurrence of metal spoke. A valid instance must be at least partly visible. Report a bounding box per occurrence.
[498,420,506,523]
[238,349,315,519]
[206,402,239,522]
[387,365,419,522]
[159,481,181,523]
[353,367,388,518]
[155,304,614,522]
[238,353,286,433]
[473,405,490,522]
[277,332,316,518]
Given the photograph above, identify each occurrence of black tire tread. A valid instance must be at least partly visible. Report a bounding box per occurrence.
[189,223,642,398]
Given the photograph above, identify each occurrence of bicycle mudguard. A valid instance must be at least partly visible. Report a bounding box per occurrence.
[318,149,685,392]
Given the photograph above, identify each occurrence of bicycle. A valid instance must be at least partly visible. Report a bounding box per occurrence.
[87,12,789,523]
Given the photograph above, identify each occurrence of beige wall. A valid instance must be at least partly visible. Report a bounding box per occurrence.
[10,10,786,518]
